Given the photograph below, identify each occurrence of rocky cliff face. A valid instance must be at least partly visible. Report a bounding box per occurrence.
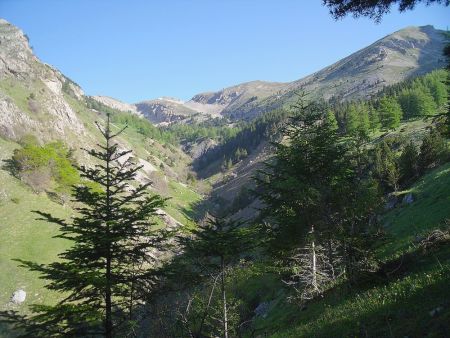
[0,19,85,142]
[0,19,198,229]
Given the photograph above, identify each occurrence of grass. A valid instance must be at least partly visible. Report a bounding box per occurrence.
[380,162,450,259]
[244,161,450,338]
[165,180,203,224]
[270,259,450,338]
[0,79,33,113]
[0,137,70,315]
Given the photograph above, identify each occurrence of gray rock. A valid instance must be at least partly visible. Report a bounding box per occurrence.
[254,301,270,318]
[11,289,26,304]
[402,193,414,205]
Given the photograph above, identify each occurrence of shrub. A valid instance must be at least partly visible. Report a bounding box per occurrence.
[11,140,79,193]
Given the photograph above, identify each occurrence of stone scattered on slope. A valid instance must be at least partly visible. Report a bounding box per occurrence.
[402,193,414,205]
[11,289,26,304]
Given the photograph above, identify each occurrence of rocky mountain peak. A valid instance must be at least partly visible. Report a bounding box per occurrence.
[0,19,35,78]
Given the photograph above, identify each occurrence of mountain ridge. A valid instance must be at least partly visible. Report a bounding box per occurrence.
[91,25,447,123]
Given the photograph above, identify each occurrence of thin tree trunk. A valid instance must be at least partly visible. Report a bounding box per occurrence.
[311,226,319,292]
[105,115,113,338]
[198,273,221,337]
[221,257,228,338]
[105,258,113,338]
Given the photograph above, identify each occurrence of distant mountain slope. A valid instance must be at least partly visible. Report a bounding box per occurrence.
[87,25,447,125]
[213,25,447,120]
[286,25,447,101]
[91,95,139,115]
[135,97,200,124]
[114,25,446,124]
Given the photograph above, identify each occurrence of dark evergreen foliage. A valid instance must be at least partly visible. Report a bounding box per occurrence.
[1,115,169,337]
[418,128,449,172]
[323,0,449,21]
[194,109,290,174]
[175,216,255,337]
[255,96,382,284]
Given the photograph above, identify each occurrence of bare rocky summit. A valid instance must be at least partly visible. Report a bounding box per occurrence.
[0,19,85,142]
[84,25,447,125]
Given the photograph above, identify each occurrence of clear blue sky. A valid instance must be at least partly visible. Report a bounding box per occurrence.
[1,0,448,103]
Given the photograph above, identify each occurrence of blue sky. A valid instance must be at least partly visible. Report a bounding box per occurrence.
[1,0,449,103]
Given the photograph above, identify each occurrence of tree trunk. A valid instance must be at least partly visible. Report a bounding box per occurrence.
[311,226,319,293]
[105,258,113,338]
[198,273,220,337]
[105,115,113,338]
[221,257,228,338]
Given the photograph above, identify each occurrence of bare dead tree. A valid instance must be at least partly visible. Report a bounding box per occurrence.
[283,226,340,303]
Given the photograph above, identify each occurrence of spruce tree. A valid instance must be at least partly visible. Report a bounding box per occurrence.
[399,141,419,185]
[418,128,448,172]
[2,114,168,337]
[256,97,382,288]
[373,140,400,191]
[179,216,253,338]
[256,98,346,253]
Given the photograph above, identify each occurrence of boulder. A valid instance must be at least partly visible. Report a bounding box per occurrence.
[402,193,414,205]
[11,289,26,304]
[254,301,270,318]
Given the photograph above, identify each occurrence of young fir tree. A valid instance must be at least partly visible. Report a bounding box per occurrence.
[256,97,382,288]
[256,98,346,254]
[2,114,168,337]
[418,128,449,172]
[179,216,253,338]
[399,141,419,185]
[368,103,381,132]
[345,104,361,135]
[373,140,400,192]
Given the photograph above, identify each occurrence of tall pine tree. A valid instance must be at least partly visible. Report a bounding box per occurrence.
[2,114,168,337]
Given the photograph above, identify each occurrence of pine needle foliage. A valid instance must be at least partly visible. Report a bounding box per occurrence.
[1,114,168,337]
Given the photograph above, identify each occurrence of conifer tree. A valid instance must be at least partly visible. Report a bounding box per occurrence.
[326,109,339,132]
[256,98,346,252]
[256,97,382,289]
[2,114,168,337]
[345,104,360,135]
[373,140,400,191]
[368,103,381,132]
[378,96,403,130]
[399,141,419,184]
[418,128,448,172]
[180,216,253,338]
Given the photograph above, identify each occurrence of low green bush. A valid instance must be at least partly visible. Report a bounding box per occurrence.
[11,139,80,194]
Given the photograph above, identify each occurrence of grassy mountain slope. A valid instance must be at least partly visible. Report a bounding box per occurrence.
[0,19,204,325]
[245,162,450,337]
